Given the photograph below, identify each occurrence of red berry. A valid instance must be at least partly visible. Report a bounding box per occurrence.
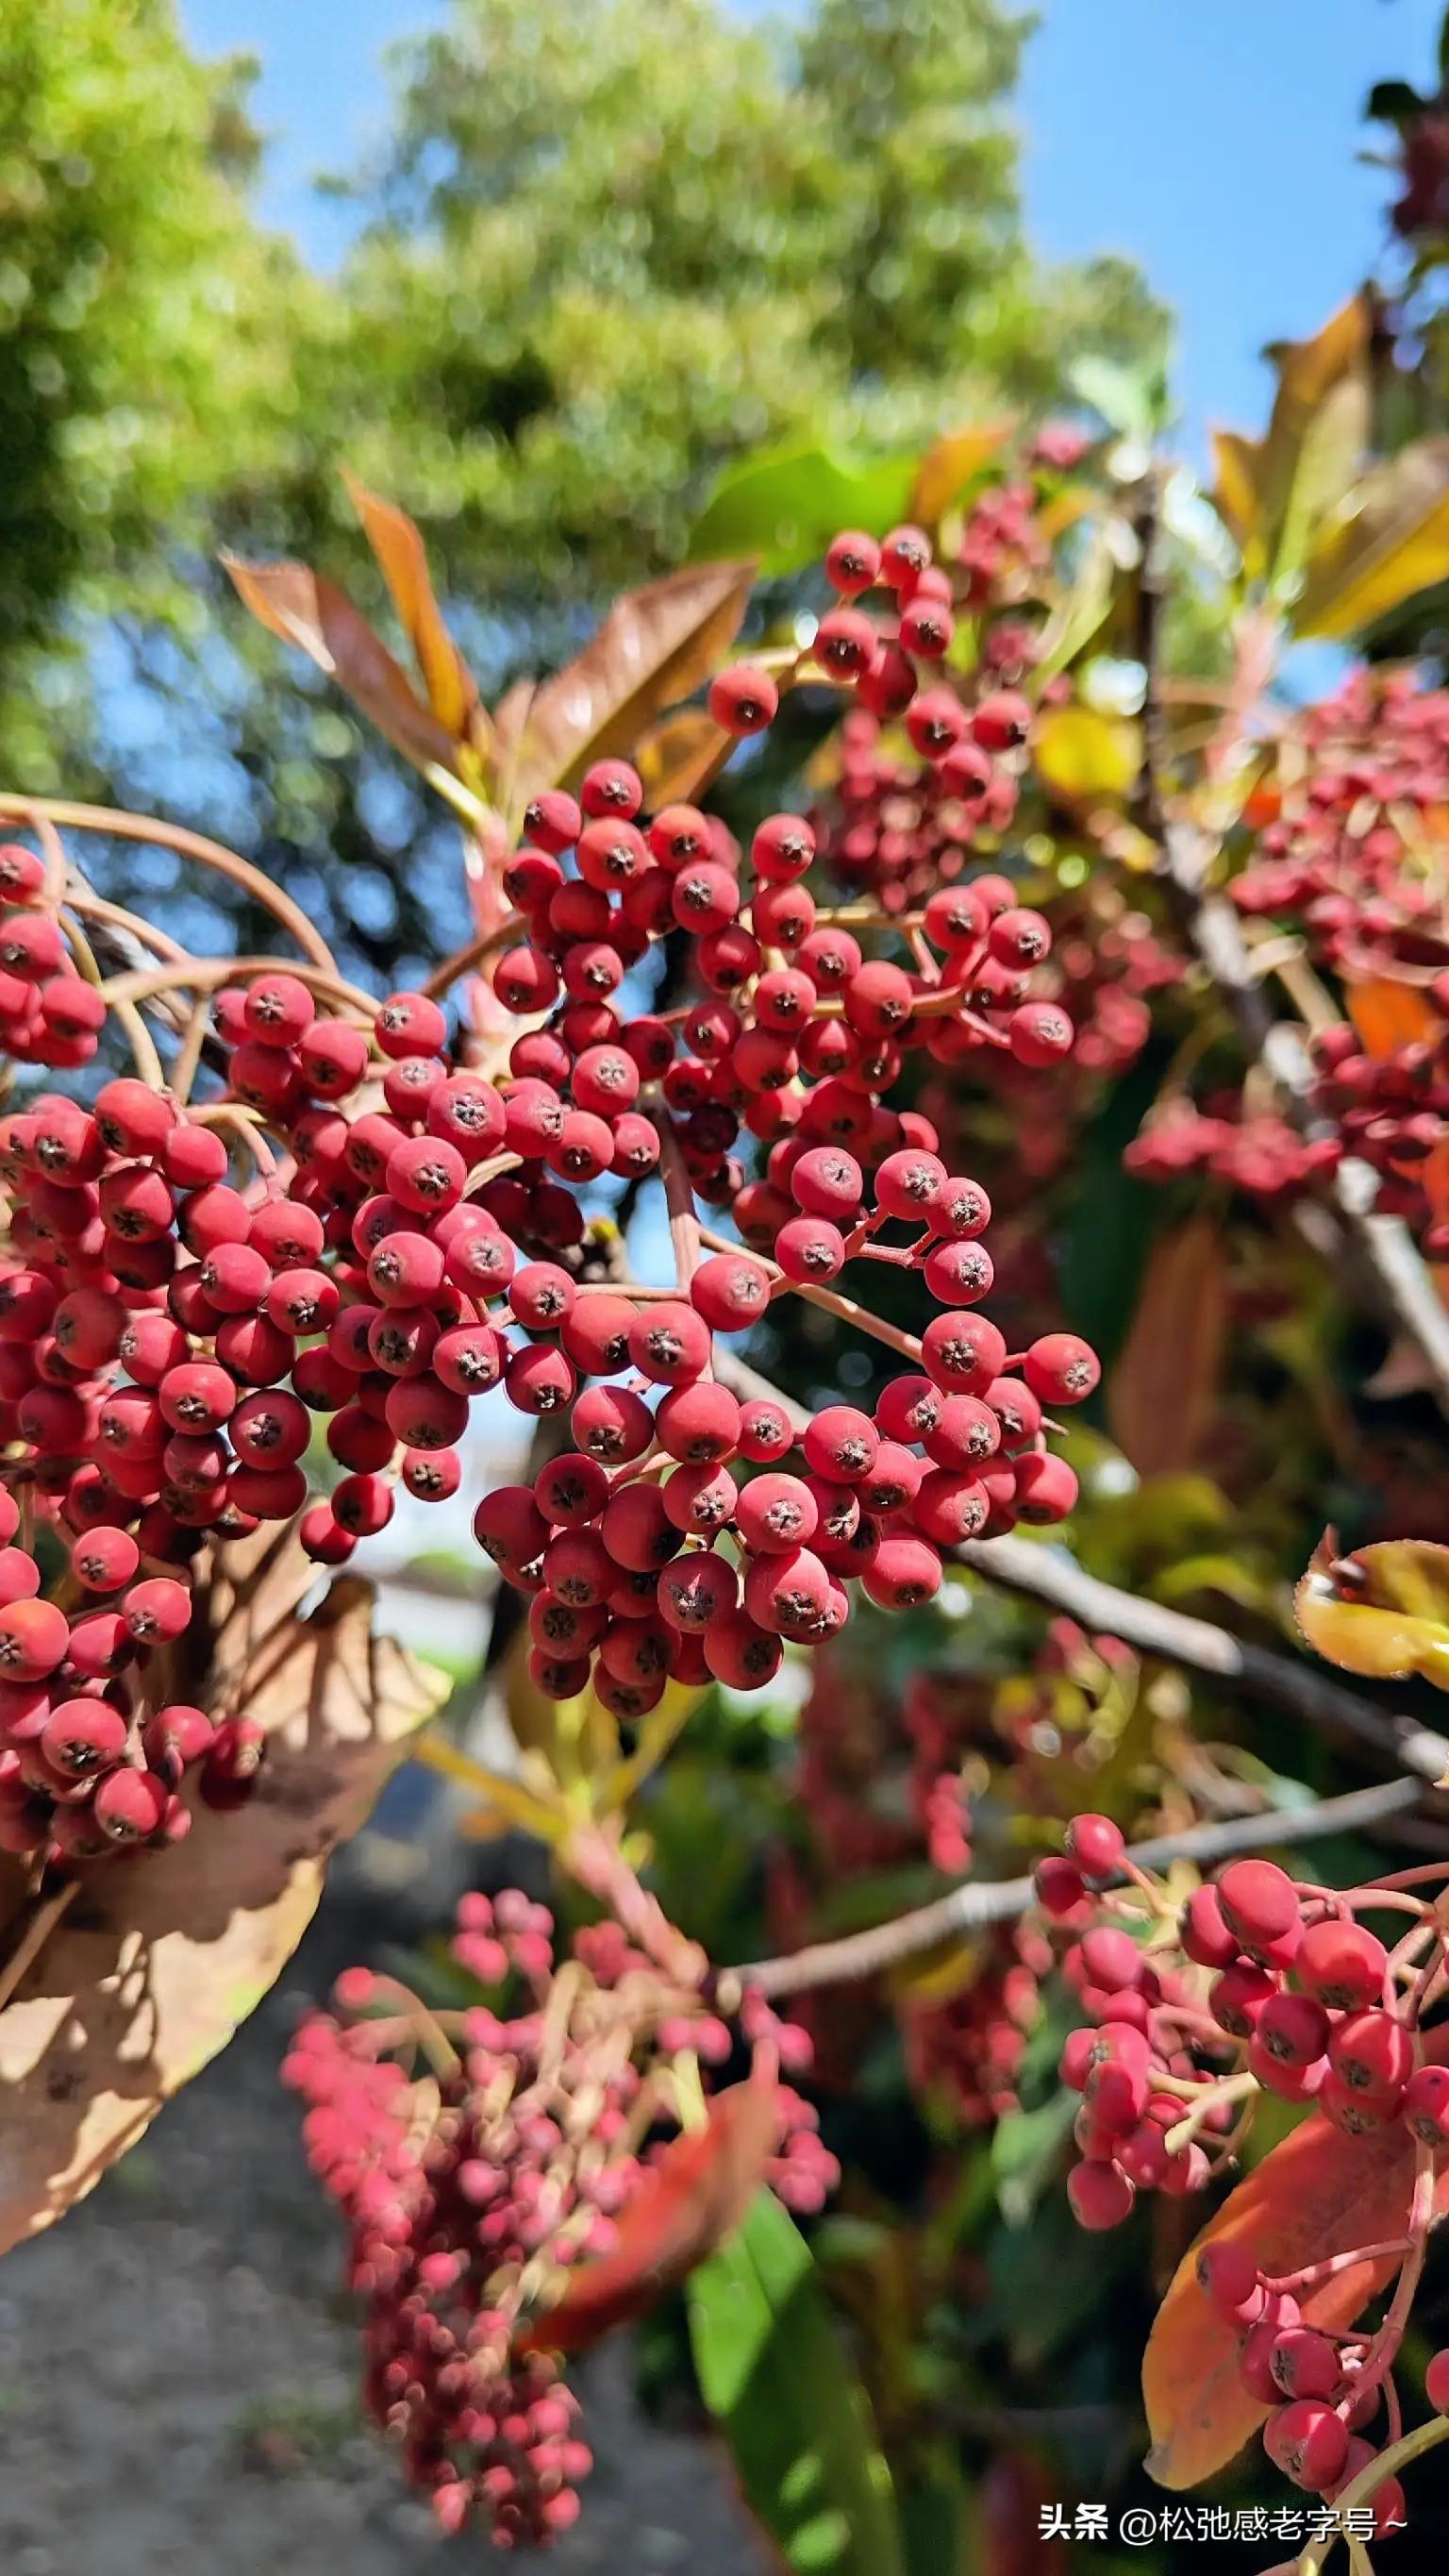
[708,663,778,735]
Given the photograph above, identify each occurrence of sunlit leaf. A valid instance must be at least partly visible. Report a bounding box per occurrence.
[0,1529,444,2257]
[1143,2029,1449,2487]
[688,443,915,575]
[1294,437,1449,639]
[908,420,1016,530]
[1257,293,1372,588]
[1345,976,1439,1057]
[1108,1216,1228,1479]
[222,553,457,774]
[688,2189,905,2576]
[341,469,483,747]
[1210,430,1263,565]
[1032,704,1141,806]
[518,2067,780,2356]
[508,560,756,814]
[1294,1531,1449,1698]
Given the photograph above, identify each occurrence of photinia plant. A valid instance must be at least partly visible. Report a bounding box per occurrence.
[9,290,1449,2569]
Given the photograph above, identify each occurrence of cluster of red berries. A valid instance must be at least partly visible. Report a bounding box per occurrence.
[1307,1018,1449,1252]
[1230,671,1449,981]
[808,705,1023,912]
[0,513,1107,1871]
[1195,2238,1414,2536]
[287,1889,835,2542]
[0,844,110,1069]
[481,1250,1097,1717]
[1039,1824,1449,2525]
[1124,1102,1344,1202]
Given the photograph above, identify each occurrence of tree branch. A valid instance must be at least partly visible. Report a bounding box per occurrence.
[725,1777,1429,1999]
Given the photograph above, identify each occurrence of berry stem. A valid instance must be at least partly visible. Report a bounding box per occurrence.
[61,910,167,1092]
[0,792,341,975]
[697,1227,924,1363]
[654,1111,704,1294]
[100,952,377,1022]
[421,912,528,1000]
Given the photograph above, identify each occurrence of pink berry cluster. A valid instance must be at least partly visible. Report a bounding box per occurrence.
[1229,669,1449,979]
[1124,1101,1344,1202]
[1039,1821,1449,2525]
[286,1888,835,2543]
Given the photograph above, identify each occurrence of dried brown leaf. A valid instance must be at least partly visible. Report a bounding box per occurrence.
[0,1528,445,2255]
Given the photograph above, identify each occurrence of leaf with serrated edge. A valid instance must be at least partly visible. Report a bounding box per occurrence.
[0,1528,445,2255]
[223,554,457,775]
[341,470,482,747]
[1143,2030,1449,2487]
[508,561,755,819]
[1294,1530,1449,1683]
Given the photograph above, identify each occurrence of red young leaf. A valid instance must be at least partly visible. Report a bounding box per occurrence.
[341,469,484,750]
[223,553,458,776]
[516,2065,779,2356]
[508,559,756,818]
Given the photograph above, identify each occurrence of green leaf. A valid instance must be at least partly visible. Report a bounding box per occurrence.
[688,2191,905,2576]
[1366,79,1426,123]
[1067,356,1158,442]
[688,443,916,576]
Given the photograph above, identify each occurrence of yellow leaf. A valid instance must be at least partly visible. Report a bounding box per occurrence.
[1210,429,1265,568]
[414,1731,570,1840]
[1293,1530,1449,1685]
[1257,294,1372,585]
[908,419,1016,530]
[634,707,736,809]
[1032,705,1141,806]
[1108,1217,1228,1480]
[341,469,482,747]
[0,1527,445,2256]
[1294,437,1449,639]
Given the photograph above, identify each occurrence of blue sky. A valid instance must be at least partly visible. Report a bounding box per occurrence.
[181,0,1449,452]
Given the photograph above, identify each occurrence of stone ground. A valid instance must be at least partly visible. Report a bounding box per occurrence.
[0,1881,766,2576]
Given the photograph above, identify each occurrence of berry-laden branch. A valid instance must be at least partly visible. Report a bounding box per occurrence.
[723,1777,1427,1999]
[1124,495,1449,1423]
[710,1352,1449,1789]
[1041,1835,1449,2548]
[1159,818,1449,1422]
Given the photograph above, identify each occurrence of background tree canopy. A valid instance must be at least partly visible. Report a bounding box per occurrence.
[0,0,1164,969]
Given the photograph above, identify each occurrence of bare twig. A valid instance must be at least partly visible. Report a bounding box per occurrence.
[726,1777,1428,1999]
